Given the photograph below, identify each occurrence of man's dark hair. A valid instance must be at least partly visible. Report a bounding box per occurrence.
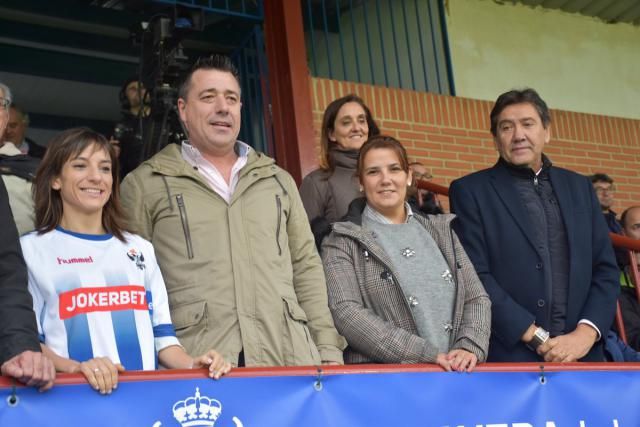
[490,88,550,136]
[178,54,241,100]
[589,173,614,185]
[119,76,139,110]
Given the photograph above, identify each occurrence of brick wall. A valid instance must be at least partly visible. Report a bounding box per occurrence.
[309,77,640,213]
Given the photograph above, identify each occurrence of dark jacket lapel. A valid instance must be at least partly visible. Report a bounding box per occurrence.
[489,160,539,251]
[549,166,576,266]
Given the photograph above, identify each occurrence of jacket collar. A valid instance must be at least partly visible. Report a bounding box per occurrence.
[498,153,553,179]
[144,143,279,204]
[334,197,455,246]
[489,159,539,251]
[329,148,359,170]
[489,154,573,254]
[146,143,275,179]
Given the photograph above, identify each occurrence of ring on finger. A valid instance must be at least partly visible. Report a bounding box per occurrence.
[94,368,101,373]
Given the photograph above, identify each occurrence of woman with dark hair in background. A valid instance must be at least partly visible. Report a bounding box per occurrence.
[322,135,490,371]
[21,127,230,395]
[299,94,380,249]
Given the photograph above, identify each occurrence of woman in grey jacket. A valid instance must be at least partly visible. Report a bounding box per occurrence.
[322,135,490,371]
[299,94,380,249]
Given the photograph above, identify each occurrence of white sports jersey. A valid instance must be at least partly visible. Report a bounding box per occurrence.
[20,227,180,371]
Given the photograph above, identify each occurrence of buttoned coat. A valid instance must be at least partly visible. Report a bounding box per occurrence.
[321,201,491,364]
[449,159,619,362]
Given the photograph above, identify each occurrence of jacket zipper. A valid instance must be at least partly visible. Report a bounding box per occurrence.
[275,195,282,256]
[176,194,194,259]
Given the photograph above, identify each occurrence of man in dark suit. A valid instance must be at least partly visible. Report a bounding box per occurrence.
[449,88,619,362]
[0,82,55,390]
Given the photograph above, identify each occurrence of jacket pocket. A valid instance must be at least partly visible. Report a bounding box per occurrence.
[172,300,207,331]
[171,300,208,354]
[176,194,194,259]
[282,298,321,365]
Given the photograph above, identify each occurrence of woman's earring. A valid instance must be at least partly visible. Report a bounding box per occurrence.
[359,186,364,192]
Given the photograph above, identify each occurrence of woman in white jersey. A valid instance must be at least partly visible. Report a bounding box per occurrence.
[21,127,230,394]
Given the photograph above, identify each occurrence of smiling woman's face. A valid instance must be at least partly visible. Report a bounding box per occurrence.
[360,147,411,222]
[329,102,369,151]
[52,143,113,222]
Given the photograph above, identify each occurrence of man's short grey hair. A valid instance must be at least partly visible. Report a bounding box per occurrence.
[0,82,12,105]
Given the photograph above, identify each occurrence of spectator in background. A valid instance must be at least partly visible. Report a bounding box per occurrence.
[0,85,38,234]
[0,81,55,391]
[408,161,444,216]
[121,55,345,367]
[3,104,47,158]
[590,173,623,234]
[618,206,640,351]
[450,88,619,363]
[111,78,150,179]
[590,173,626,267]
[322,135,490,370]
[299,94,380,250]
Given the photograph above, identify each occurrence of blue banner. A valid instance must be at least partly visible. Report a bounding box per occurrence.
[1,368,639,426]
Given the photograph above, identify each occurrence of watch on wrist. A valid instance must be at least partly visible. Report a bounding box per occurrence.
[526,327,550,351]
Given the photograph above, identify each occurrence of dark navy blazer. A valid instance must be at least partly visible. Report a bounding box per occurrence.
[450,158,619,362]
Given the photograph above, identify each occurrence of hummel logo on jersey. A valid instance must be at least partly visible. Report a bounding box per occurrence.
[127,248,146,270]
[57,256,94,265]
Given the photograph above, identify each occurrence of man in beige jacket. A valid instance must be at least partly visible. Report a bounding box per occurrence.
[121,55,345,367]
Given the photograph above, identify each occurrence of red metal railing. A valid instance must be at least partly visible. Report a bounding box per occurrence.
[2,362,640,389]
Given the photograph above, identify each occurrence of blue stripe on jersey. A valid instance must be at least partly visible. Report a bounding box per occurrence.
[55,226,113,241]
[153,324,177,337]
[146,291,153,316]
[145,289,160,369]
[38,334,45,343]
[66,314,94,363]
[111,310,143,370]
[54,273,95,363]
